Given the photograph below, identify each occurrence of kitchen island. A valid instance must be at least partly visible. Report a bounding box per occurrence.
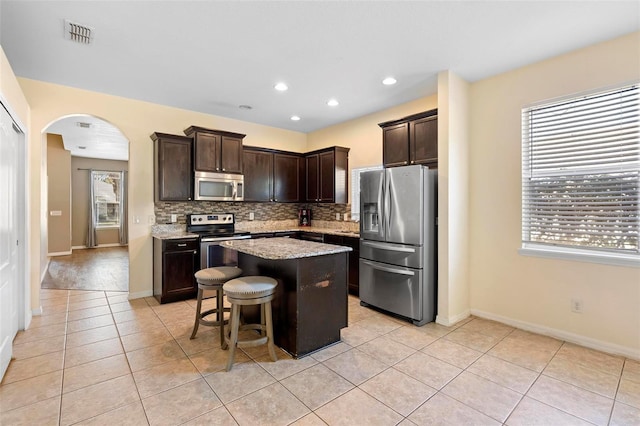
[220,237,352,358]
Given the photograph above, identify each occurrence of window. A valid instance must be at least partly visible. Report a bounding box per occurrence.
[93,171,122,228]
[351,165,383,221]
[521,84,639,265]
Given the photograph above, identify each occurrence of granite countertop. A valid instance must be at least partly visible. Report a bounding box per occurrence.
[220,237,352,260]
[151,224,198,240]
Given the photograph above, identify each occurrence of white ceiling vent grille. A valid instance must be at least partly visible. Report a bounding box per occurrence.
[64,19,93,44]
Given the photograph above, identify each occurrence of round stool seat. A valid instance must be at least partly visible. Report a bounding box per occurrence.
[223,276,279,371]
[195,267,242,287]
[223,276,277,300]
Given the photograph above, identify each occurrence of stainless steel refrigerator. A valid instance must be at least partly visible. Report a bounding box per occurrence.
[359,165,437,326]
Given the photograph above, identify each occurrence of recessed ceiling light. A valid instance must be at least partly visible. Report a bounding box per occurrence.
[382,77,397,85]
[274,82,288,91]
[290,115,301,121]
[239,104,253,110]
[327,99,339,107]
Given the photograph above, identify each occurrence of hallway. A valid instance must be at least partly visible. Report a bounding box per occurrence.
[41,247,128,292]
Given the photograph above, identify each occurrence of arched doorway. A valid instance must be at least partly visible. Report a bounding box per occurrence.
[41,114,130,292]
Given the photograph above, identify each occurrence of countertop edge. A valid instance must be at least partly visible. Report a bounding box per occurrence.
[221,238,352,260]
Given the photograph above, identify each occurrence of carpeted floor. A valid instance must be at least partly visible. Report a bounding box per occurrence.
[41,246,129,291]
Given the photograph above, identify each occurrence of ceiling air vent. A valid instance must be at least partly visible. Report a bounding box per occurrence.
[76,122,92,129]
[64,19,93,44]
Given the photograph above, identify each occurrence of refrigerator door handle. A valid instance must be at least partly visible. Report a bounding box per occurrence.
[361,260,415,276]
[361,241,416,253]
[385,171,391,236]
[377,172,385,236]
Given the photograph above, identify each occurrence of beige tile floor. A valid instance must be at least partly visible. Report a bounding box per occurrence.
[1,289,639,425]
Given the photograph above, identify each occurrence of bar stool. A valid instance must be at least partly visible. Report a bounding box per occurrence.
[223,276,278,371]
[190,266,243,347]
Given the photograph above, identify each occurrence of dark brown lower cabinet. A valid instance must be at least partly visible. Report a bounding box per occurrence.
[324,234,360,296]
[153,237,199,304]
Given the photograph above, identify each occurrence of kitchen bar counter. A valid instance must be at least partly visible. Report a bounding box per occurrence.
[220,237,351,259]
[222,237,349,358]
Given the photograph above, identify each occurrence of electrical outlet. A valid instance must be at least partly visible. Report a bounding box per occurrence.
[343,213,349,221]
[148,215,155,225]
[249,212,255,221]
[571,298,583,313]
[134,216,140,224]
[335,213,341,221]
[171,214,178,223]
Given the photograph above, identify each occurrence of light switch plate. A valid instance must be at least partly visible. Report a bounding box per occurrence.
[171,214,178,223]
[249,212,255,220]
[335,213,341,221]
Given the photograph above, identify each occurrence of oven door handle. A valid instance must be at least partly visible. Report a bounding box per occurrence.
[200,235,251,243]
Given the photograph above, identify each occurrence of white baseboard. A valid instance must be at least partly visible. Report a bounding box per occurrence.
[471,308,640,361]
[436,309,471,327]
[128,290,153,300]
[32,306,42,316]
[48,251,72,257]
[72,244,127,250]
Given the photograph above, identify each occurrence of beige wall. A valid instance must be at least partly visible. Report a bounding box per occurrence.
[46,134,71,254]
[468,32,640,356]
[18,78,307,303]
[71,157,129,247]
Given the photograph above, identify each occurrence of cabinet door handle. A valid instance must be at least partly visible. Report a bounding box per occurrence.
[411,160,414,164]
[222,168,225,171]
[177,243,187,247]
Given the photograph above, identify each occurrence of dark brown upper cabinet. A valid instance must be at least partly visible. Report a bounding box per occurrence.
[184,126,245,174]
[243,147,303,202]
[151,132,193,202]
[305,146,349,204]
[379,109,438,168]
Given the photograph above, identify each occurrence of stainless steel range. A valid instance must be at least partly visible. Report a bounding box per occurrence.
[186,213,251,269]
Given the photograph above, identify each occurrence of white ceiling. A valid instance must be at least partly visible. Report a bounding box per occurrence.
[1,1,638,160]
[46,115,129,161]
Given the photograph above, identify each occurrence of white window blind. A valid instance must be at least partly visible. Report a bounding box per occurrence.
[522,84,640,255]
[351,165,383,221]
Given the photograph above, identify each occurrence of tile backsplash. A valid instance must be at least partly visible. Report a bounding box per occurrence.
[154,201,353,225]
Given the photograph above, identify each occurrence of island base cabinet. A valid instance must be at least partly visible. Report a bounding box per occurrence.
[237,252,348,358]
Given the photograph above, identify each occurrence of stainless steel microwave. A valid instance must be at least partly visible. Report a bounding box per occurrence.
[194,171,244,201]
